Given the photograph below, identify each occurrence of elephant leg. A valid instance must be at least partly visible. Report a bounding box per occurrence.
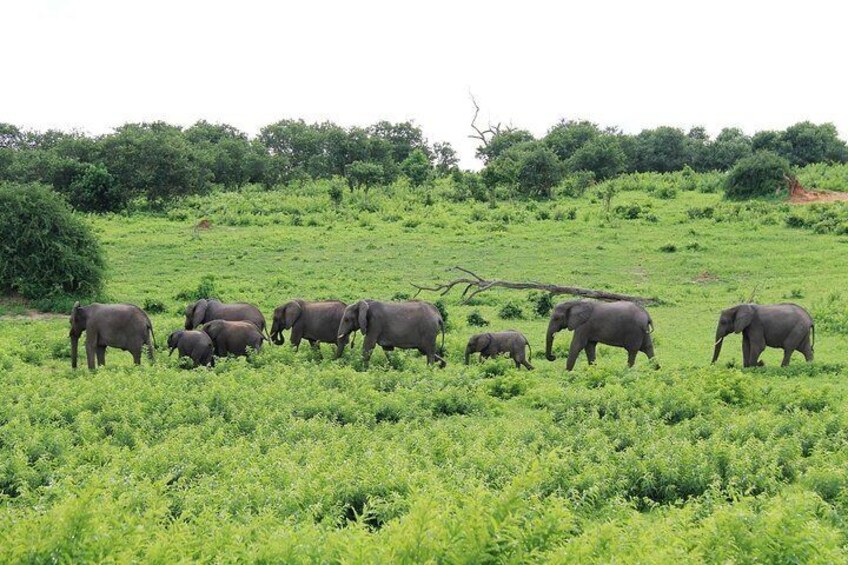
[131,347,142,365]
[515,351,533,370]
[585,342,597,365]
[742,333,751,367]
[781,348,794,367]
[566,336,587,371]
[96,346,106,367]
[626,349,637,367]
[85,337,97,370]
[798,334,813,362]
[748,340,765,368]
[362,335,378,368]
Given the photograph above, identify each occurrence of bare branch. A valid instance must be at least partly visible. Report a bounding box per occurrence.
[411,267,662,306]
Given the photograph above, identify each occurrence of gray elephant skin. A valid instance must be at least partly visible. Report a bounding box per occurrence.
[70,302,155,370]
[202,319,265,357]
[185,299,267,335]
[465,330,533,370]
[338,300,446,368]
[271,299,350,357]
[167,330,214,367]
[546,300,656,370]
[712,303,814,367]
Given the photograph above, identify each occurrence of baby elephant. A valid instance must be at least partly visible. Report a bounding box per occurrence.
[167,330,214,368]
[466,331,534,370]
[202,320,265,357]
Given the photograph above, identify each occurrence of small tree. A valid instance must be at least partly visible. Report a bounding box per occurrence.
[400,149,432,187]
[0,183,104,302]
[345,160,384,191]
[516,145,563,198]
[724,151,791,199]
[64,163,126,213]
[566,135,626,180]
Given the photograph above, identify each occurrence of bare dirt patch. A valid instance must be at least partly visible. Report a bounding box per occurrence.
[195,218,213,230]
[787,176,848,205]
[692,271,720,284]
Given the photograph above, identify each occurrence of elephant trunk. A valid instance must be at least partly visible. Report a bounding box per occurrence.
[71,333,79,369]
[545,320,559,361]
[711,328,725,364]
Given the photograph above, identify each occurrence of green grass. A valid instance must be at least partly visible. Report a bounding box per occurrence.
[3,176,848,562]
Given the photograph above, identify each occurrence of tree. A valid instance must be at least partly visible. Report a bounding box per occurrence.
[368,121,429,164]
[401,149,432,187]
[751,130,789,155]
[345,161,385,191]
[543,120,601,161]
[64,163,126,213]
[724,151,791,200]
[97,122,209,205]
[566,135,627,180]
[706,127,752,170]
[634,126,689,172]
[476,130,535,163]
[516,145,563,198]
[0,182,104,301]
[432,142,459,175]
[781,121,848,166]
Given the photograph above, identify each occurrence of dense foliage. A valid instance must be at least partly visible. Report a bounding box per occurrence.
[0,120,454,212]
[725,151,792,200]
[0,182,104,302]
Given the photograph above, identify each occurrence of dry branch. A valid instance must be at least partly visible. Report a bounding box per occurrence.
[411,267,662,305]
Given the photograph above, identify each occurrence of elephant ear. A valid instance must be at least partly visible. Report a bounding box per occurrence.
[284,300,303,329]
[358,301,370,334]
[192,299,209,329]
[481,333,494,354]
[733,305,755,333]
[566,302,593,330]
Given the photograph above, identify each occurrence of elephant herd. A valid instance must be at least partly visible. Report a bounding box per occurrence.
[67,297,816,371]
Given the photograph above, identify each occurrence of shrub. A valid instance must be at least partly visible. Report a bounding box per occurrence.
[175,275,219,302]
[498,301,524,320]
[724,151,791,200]
[433,299,449,327]
[467,310,490,327]
[143,298,167,314]
[0,183,104,302]
[528,291,554,317]
[63,163,127,213]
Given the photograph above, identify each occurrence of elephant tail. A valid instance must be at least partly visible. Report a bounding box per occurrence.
[439,318,446,357]
[149,323,157,349]
[526,339,533,363]
[811,323,815,351]
[647,316,655,333]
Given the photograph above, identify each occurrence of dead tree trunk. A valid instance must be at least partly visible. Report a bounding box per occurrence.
[411,267,662,305]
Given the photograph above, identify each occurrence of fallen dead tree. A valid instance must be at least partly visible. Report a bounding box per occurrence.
[411,267,662,306]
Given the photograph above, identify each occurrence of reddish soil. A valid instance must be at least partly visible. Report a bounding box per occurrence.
[692,271,719,284]
[196,218,213,230]
[786,176,848,204]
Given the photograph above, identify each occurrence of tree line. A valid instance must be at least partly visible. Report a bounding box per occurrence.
[1,117,846,211]
[0,120,458,212]
[478,120,848,198]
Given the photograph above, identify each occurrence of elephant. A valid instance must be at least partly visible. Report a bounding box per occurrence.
[546,300,656,370]
[167,330,214,368]
[201,319,265,357]
[712,303,814,367]
[70,302,155,370]
[465,330,534,370]
[270,299,350,357]
[185,299,268,336]
[337,300,446,368]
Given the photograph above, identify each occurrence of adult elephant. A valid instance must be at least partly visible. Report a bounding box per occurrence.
[270,299,350,357]
[546,300,656,370]
[712,303,814,367]
[70,302,155,370]
[202,319,265,357]
[185,299,268,336]
[337,300,446,368]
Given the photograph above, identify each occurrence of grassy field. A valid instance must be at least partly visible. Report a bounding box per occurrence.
[3,173,848,562]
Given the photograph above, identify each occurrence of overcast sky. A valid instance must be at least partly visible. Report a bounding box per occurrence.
[2,0,846,168]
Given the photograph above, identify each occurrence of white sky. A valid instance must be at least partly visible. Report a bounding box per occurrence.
[2,0,846,169]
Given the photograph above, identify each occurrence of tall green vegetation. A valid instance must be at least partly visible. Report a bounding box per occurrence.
[725,151,791,200]
[0,183,104,303]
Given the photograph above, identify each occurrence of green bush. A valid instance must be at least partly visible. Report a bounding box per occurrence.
[0,183,104,302]
[63,163,127,213]
[724,151,791,200]
[466,311,490,327]
[498,301,524,320]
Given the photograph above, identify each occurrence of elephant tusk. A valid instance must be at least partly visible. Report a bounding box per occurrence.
[338,334,346,340]
[714,338,724,347]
